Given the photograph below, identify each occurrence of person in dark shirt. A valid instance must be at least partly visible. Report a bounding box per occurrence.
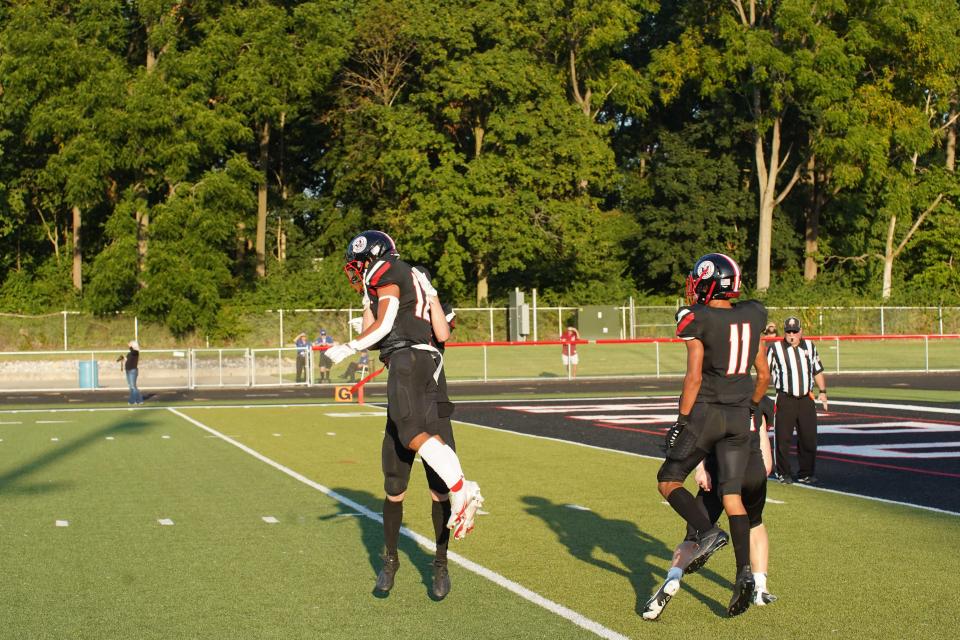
[656,253,771,617]
[116,340,143,405]
[325,231,482,600]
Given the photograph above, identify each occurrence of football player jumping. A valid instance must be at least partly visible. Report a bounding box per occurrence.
[654,253,771,617]
[325,230,483,598]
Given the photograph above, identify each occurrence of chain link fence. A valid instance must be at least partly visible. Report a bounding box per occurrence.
[2,335,957,393]
[2,305,959,351]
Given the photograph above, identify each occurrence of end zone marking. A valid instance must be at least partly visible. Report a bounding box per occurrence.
[167,407,629,640]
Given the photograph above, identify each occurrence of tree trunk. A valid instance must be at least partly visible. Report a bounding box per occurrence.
[804,154,821,281]
[136,207,149,286]
[72,205,82,291]
[476,260,488,306]
[256,120,270,278]
[753,116,802,290]
[882,214,896,299]
[236,222,247,264]
[947,104,957,172]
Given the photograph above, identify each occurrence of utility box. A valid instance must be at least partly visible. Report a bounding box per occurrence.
[508,288,531,341]
[577,306,622,340]
[78,360,99,389]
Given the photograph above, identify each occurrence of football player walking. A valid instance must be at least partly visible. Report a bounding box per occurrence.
[654,253,770,617]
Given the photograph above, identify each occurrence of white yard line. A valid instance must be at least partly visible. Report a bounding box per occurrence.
[166,407,629,640]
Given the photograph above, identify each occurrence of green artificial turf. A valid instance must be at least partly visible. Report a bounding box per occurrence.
[1,404,957,639]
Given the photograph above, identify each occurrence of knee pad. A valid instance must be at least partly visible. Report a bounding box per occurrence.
[384,474,409,497]
[657,459,687,483]
[666,424,699,461]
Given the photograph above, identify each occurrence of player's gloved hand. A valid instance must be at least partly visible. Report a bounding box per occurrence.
[325,342,357,365]
[347,316,364,333]
[749,399,759,427]
[664,413,690,452]
[361,288,371,310]
[412,267,438,299]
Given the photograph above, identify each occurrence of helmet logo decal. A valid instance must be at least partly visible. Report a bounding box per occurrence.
[696,260,716,279]
[351,236,368,254]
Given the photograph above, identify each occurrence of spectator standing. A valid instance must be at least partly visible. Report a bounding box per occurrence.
[117,340,143,405]
[295,332,309,383]
[766,316,828,484]
[762,322,778,337]
[560,324,580,378]
[315,329,334,383]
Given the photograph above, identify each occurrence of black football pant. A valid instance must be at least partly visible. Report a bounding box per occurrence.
[774,392,818,479]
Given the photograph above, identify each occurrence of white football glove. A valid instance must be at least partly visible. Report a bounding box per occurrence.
[347,316,364,333]
[325,342,356,365]
[361,289,371,310]
[412,267,437,298]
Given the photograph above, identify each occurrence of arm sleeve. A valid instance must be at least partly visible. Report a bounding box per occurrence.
[349,296,399,351]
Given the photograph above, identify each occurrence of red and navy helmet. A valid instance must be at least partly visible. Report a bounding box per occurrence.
[343,230,398,290]
[685,253,742,304]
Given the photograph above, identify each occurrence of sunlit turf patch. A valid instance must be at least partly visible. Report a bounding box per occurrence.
[0,404,956,639]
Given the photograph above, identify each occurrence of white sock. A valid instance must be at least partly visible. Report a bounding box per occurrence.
[754,572,767,591]
[418,438,464,491]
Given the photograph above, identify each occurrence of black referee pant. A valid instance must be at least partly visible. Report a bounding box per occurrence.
[774,392,818,480]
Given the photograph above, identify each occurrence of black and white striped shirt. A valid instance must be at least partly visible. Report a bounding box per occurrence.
[766,339,824,397]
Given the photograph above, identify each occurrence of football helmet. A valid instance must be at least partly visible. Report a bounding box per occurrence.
[685,253,742,304]
[343,230,398,291]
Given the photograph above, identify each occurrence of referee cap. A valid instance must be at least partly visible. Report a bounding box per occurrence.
[784,317,802,332]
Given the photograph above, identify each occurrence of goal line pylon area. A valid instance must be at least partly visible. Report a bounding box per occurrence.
[334,366,386,404]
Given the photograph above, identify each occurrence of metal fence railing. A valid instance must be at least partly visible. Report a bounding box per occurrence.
[1,335,957,393]
[4,305,960,352]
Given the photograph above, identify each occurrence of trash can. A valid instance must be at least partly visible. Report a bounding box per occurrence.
[78,360,99,389]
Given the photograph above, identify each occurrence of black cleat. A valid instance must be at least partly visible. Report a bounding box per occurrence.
[774,473,793,484]
[728,565,755,617]
[375,553,400,593]
[431,559,451,599]
[685,526,728,575]
[796,475,818,485]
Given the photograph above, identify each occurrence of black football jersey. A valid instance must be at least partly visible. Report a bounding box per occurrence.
[675,299,768,406]
[364,256,433,353]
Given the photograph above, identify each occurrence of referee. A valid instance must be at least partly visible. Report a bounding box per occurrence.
[766,317,828,484]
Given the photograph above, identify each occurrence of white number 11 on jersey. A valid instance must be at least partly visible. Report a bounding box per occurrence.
[727,322,751,375]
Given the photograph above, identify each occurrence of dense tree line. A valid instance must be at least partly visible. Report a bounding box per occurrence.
[2,0,958,336]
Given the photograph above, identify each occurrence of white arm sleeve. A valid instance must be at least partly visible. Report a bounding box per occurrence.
[349,295,399,351]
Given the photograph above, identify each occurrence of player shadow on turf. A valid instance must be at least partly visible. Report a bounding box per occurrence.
[322,487,440,600]
[0,416,153,496]
[522,496,731,617]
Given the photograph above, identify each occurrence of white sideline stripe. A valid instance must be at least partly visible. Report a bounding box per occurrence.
[167,407,629,640]
[55,520,69,527]
[789,483,960,516]
[36,420,72,424]
[443,416,960,518]
[262,516,279,524]
[158,518,174,526]
[831,400,960,415]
